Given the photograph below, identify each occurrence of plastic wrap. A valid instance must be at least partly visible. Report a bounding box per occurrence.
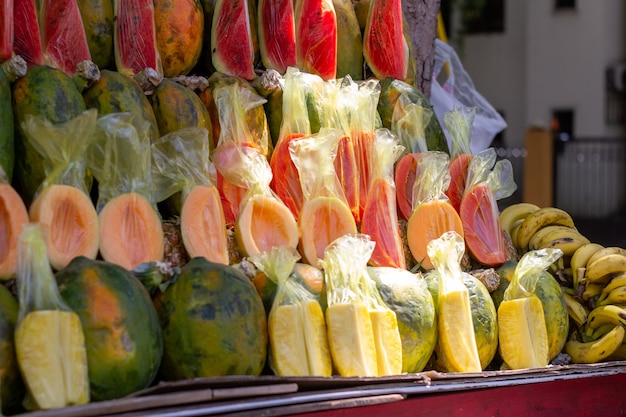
[294,0,337,80]
[443,106,475,213]
[258,0,297,74]
[0,0,13,61]
[13,0,44,66]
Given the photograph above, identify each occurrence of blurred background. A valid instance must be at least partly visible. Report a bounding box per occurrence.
[439,0,626,247]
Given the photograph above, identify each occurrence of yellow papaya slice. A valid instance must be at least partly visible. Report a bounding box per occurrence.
[29,184,99,271]
[98,192,164,270]
[0,183,29,280]
[180,185,229,265]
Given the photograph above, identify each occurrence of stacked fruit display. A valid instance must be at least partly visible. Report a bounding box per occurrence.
[1,0,626,413]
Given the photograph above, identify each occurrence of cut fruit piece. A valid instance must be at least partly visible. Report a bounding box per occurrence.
[257,0,297,74]
[369,308,402,376]
[0,0,13,62]
[407,200,464,270]
[334,135,359,224]
[0,183,29,280]
[498,296,549,369]
[298,196,357,269]
[445,153,472,213]
[13,0,44,66]
[394,153,421,221]
[211,0,255,80]
[179,185,228,265]
[98,192,164,270]
[216,171,248,227]
[28,184,99,271]
[363,0,406,80]
[235,194,299,258]
[294,0,337,80]
[325,302,377,377]
[270,132,306,219]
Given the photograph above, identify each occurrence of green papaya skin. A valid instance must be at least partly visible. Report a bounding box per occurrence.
[0,66,15,182]
[332,0,363,80]
[12,65,87,205]
[77,0,115,70]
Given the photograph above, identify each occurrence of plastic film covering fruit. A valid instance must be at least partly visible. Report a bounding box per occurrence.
[360,129,405,269]
[294,0,337,80]
[427,231,481,373]
[151,127,228,264]
[460,147,516,267]
[21,110,99,270]
[87,112,164,269]
[406,151,463,270]
[0,0,13,62]
[270,67,324,219]
[363,0,406,81]
[250,246,332,376]
[391,93,432,220]
[258,0,297,74]
[289,128,357,268]
[320,233,378,376]
[13,0,44,66]
[443,107,474,213]
[211,0,255,80]
[14,224,89,410]
[0,181,29,280]
[498,248,563,369]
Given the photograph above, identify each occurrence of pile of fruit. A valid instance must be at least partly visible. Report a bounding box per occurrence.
[1,0,626,414]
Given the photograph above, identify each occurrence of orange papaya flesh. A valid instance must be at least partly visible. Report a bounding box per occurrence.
[40,0,93,77]
[83,69,160,143]
[113,0,163,79]
[0,183,29,280]
[211,0,255,80]
[295,0,337,80]
[406,200,464,270]
[258,0,297,74]
[459,182,507,267]
[363,0,406,80]
[333,135,360,224]
[180,185,229,265]
[361,179,406,269]
[29,184,99,271]
[154,0,204,77]
[0,0,13,62]
[270,132,306,219]
[13,0,44,66]
[394,153,423,221]
[77,0,114,69]
[445,153,472,213]
[56,256,163,401]
[98,192,164,270]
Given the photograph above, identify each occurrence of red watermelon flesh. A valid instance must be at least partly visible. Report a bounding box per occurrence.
[361,178,406,269]
[40,0,92,75]
[13,0,44,65]
[394,153,422,221]
[258,0,297,74]
[334,134,359,224]
[294,0,337,80]
[114,0,162,78]
[445,153,472,213]
[270,132,305,219]
[363,0,406,80]
[0,0,13,62]
[459,182,507,267]
[211,0,255,80]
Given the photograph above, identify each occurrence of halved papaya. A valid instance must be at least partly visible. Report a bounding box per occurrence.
[98,192,164,270]
[180,185,229,265]
[0,183,29,280]
[406,200,464,270]
[235,194,299,258]
[298,196,357,269]
[394,153,422,221]
[445,153,472,213]
[29,184,99,271]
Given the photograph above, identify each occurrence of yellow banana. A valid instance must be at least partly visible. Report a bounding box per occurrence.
[541,235,590,257]
[606,342,626,361]
[598,272,626,302]
[528,225,578,251]
[571,242,604,287]
[565,325,625,364]
[562,292,588,327]
[590,323,617,340]
[515,207,575,253]
[510,222,524,249]
[597,285,626,307]
[581,282,603,301]
[586,247,626,269]
[499,203,540,238]
[585,253,626,284]
[586,304,626,330]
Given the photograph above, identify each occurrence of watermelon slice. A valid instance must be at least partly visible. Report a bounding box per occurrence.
[459,182,506,267]
[258,0,297,74]
[212,0,255,80]
[114,0,163,80]
[294,0,337,80]
[0,0,13,62]
[13,0,44,66]
[363,0,406,80]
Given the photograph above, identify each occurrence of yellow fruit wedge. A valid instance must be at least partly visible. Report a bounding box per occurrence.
[15,310,89,410]
[498,297,549,370]
[438,287,481,373]
[370,308,403,376]
[269,300,332,376]
[326,302,378,377]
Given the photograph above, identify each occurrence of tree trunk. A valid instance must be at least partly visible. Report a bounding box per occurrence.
[402,0,440,98]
